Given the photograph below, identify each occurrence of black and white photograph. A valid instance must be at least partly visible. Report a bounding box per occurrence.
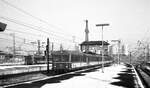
[0,0,150,88]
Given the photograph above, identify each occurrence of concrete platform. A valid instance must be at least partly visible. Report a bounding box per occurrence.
[4,63,143,88]
[0,62,105,76]
[0,64,48,76]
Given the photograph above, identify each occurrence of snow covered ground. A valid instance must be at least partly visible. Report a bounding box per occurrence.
[3,63,138,88]
[41,64,134,88]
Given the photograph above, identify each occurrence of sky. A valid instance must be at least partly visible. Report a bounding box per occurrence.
[0,0,150,52]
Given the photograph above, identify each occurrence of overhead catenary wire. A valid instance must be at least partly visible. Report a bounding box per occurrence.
[0,34,78,51]
[6,28,73,44]
[0,34,40,52]
[0,32,36,42]
[1,30,77,51]
[0,33,62,50]
[0,0,60,30]
[0,0,82,51]
[1,0,83,41]
[0,37,35,47]
[0,16,80,44]
[6,28,44,39]
[0,37,40,53]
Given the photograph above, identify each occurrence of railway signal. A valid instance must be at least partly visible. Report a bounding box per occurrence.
[0,22,7,32]
[46,38,50,73]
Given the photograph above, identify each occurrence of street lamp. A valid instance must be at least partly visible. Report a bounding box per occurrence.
[96,23,109,73]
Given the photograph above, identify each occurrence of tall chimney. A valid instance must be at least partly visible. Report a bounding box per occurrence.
[85,20,89,41]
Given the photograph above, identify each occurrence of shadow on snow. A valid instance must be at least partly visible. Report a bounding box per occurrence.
[7,67,99,88]
[110,64,136,88]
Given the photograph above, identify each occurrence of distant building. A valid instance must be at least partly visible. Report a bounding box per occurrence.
[121,45,125,55]
[80,41,109,55]
[80,20,109,55]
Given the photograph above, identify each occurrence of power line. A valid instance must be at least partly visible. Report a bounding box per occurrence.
[6,28,43,38]
[0,37,34,46]
[1,0,82,41]
[0,37,11,41]
[0,16,80,43]
[0,37,39,54]
[6,29,79,47]
[1,31,78,50]
[0,32,34,42]
[7,29,79,48]
[6,28,73,43]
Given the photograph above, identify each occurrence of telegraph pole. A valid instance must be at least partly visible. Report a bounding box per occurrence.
[46,38,50,73]
[72,36,76,50]
[146,44,149,62]
[37,40,40,55]
[148,44,149,61]
[96,23,109,73]
[12,33,16,58]
[52,42,54,52]
[118,40,121,64]
[51,42,54,70]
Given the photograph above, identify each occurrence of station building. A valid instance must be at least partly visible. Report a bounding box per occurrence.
[80,20,109,55]
[80,41,109,55]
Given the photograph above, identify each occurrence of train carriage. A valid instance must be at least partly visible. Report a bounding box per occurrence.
[52,51,72,72]
[51,50,113,72]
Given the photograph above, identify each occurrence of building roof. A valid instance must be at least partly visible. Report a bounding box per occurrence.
[80,41,109,45]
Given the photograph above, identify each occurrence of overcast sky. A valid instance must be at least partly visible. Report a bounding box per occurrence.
[0,0,150,51]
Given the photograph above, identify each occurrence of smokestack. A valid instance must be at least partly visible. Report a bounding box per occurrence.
[85,20,89,41]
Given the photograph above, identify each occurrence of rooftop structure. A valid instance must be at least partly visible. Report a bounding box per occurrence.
[80,41,109,55]
[80,41,109,46]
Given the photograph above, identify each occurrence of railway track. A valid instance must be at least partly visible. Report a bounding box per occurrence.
[135,66,150,88]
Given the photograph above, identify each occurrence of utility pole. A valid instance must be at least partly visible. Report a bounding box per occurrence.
[144,46,146,63]
[51,42,54,70]
[60,44,63,53]
[72,36,76,51]
[46,38,50,73]
[11,33,16,58]
[148,44,149,61]
[129,52,131,64]
[146,44,149,62]
[44,50,47,64]
[37,40,40,55]
[30,41,36,63]
[118,40,121,64]
[13,33,15,58]
[52,42,54,52]
[96,23,109,73]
